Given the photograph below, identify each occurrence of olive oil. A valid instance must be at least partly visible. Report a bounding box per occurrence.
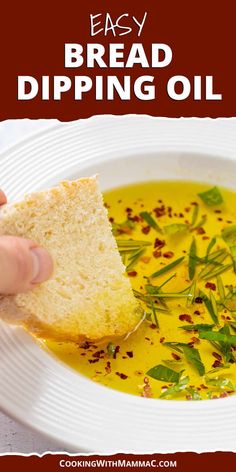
[46,181,236,400]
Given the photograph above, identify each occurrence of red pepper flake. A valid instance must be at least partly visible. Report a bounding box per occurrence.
[142,225,150,234]
[195,297,203,304]
[153,250,162,258]
[185,207,191,213]
[212,352,222,361]
[214,209,222,213]
[113,345,120,359]
[172,352,181,360]
[145,337,151,341]
[109,217,114,223]
[80,352,86,356]
[179,314,193,323]
[160,337,165,343]
[194,310,201,315]
[115,372,128,380]
[202,236,210,240]
[92,350,105,358]
[205,282,216,291]
[141,377,153,398]
[196,227,206,235]
[186,394,193,401]
[163,251,174,259]
[220,392,228,398]
[149,323,157,329]
[128,271,137,277]
[88,359,99,364]
[191,202,198,206]
[191,337,200,344]
[226,316,231,320]
[105,361,111,374]
[212,360,221,368]
[153,205,166,218]
[154,238,165,249]
[200,384,208,389]
[126,207,132,213]
[218,217,223,222]
[187,342,194,348]
[126,351,133,358]
[128,215,140,223]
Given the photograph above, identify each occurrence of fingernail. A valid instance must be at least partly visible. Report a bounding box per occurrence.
[30,247,53,284]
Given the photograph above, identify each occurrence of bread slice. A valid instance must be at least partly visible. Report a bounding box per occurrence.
[0,177,143,341]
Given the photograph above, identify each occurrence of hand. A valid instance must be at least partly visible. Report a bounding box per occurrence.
[0,189,53,294]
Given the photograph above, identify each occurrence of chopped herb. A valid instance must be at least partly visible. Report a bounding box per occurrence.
[107,342,116,358]
[179,324,214,332]
[189,238,197,280]
[146,364,181,383]
[181,345,205,376]
[116,239,152,251]
[222,225,236,245]
[206,237,217,258]
[186,387,202,400]
[139,211,162,233]
[199,330,236,345]
[205,376,236,391]
[164,223,188,235]
[160,376,189,398]
[198,186,223,206]
[191,214,208,231]
[126,248,145,271]
[200,290,219,325]
[191,203,199,227]
[150,256,185,279]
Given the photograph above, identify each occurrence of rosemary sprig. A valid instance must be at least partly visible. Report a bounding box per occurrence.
[150,256,185,279]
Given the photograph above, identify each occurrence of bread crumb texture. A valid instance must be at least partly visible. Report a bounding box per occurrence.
[0,178,142,341]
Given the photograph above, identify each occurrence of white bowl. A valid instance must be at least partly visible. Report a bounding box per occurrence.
[0,116,236,453]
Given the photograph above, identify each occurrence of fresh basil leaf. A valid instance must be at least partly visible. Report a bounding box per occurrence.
[182,345,205,376]
[198,186,223,206]
[146,364,181,383]
[199,330,236,344]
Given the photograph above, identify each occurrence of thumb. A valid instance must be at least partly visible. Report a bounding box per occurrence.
[0,236,53,294]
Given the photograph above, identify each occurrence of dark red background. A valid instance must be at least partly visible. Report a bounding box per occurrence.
[0,453,236,471]
[0,0,236,120]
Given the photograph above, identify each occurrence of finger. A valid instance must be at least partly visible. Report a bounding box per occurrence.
[0,236,53,294]
[0,189,7,206]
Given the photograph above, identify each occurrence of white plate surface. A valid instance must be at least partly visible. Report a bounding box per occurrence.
[1,116,236,453]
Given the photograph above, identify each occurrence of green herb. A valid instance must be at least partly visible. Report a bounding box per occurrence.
[186,281,196,306]
[179,324,214,331]
[230,246,236,273]
[150,301,159,328]
[112,219,135,236]
[160,376,189,398]
[191,204,199,227]
[188,238,197,280]
[198,186,223,206]
[126,248,145,271]
[198,249,228,279]
[164,342,205,376]
[185,387,202,400]
[222,225,236,245]
[200,290,219,324]
[164,223,188,235]
[205,376,236,391]
[150,256,185,279]
[181,345,205,376]
[162,359,184,368]
[199,330,236,344]
[139,211,162,233]
[107,342,116,357]
[206,237,217,258]
[202,262,232,280]
[191,214,207,230]
[146,364,181,383]
[116,239,152,251]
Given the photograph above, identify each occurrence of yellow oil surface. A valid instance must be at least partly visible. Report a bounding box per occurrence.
[46,181,236,400]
